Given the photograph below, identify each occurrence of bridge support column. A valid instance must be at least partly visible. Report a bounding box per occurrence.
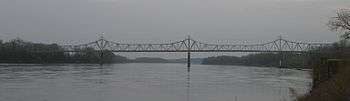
[186,35,192,72]
[99,50,104,65]
[278,52,285,68]
[187,51,191,71]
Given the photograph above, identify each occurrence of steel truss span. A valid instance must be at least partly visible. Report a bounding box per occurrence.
[57,36,331,53]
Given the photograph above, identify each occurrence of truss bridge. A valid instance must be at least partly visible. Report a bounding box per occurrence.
[61,36,330,53]
[46,35,331,68]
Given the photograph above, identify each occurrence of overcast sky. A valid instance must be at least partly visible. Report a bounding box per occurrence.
[0,0,349,44]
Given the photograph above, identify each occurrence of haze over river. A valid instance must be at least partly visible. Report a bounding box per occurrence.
[0,63,311,101]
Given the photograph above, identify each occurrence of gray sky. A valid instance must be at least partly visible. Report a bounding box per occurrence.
[0,0,348,43]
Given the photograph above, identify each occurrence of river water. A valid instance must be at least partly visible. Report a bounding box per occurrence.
[0,63,311,101]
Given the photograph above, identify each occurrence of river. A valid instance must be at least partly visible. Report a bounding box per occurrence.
[0,63,311,101]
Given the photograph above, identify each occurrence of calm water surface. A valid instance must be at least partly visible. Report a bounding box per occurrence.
[0,63,311,101]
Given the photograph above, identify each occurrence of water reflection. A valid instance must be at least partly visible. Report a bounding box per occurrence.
[0,63,311,101]
[187,67,190,101]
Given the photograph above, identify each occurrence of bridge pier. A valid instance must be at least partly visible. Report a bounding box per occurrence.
[278,52,285,68]
[187,51,191,71]
[99,50,104,65]
[186,35,191,72]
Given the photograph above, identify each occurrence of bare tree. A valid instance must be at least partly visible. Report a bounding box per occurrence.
[328,8,350,40]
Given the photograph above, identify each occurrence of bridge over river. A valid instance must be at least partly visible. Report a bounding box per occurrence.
[27,34,332,68]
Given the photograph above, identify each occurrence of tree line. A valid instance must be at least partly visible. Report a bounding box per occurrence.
[0,38,128,63]
[201,52,308,68]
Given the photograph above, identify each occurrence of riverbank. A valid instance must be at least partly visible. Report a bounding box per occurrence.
[298,60,350,101]
[297,47,350,101]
